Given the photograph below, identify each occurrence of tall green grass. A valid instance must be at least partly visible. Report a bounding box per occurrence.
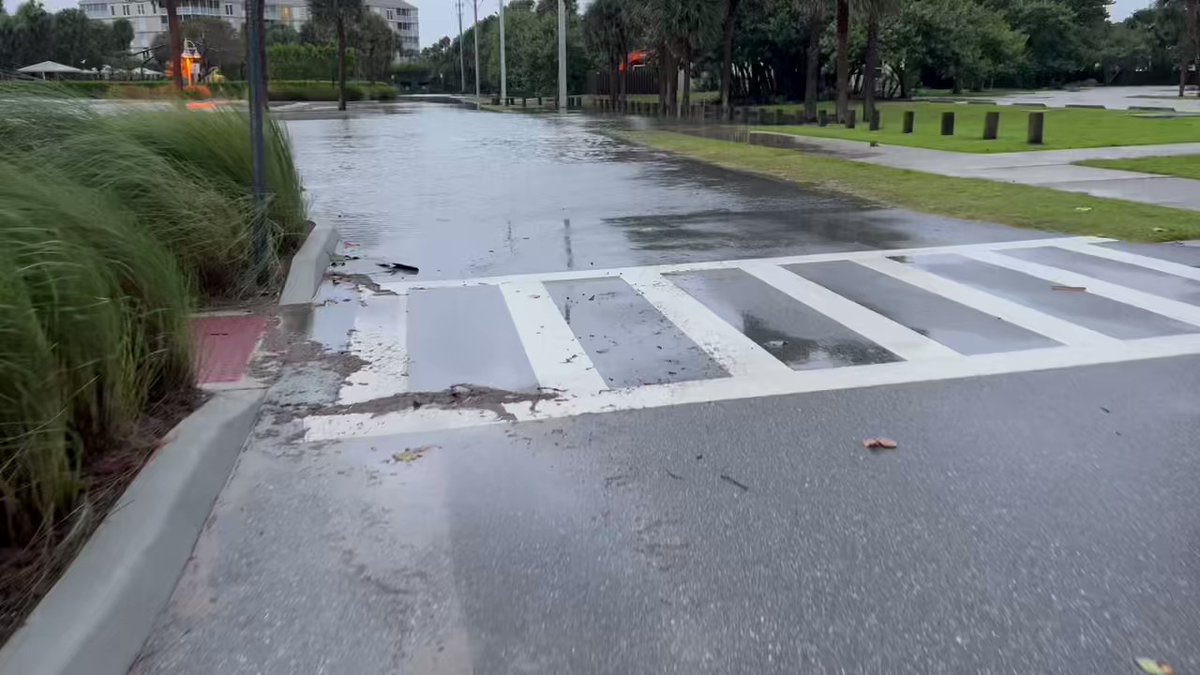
[0,92,307,545]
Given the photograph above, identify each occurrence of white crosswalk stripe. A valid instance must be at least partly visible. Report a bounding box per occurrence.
[309,237,1200,440]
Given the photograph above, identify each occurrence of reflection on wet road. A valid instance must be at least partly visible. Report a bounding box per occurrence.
[286,103,1040,281]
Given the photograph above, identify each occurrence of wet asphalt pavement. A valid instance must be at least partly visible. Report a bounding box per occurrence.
[134,103,1200,674]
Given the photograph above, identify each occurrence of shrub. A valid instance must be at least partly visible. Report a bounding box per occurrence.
[0,92,307,545]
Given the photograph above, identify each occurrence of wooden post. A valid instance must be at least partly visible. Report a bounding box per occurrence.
[818,109,829,127]
[983,111,999,140]
[869,109,881,131]
[1027,112,1044,145]
[902,110,914,134]
[940,111,955,136]
[845,109,856,129]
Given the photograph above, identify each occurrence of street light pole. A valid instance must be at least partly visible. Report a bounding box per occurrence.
[456,0,466,93]
[244,0,267,276]
[557,0,566,109]
[499,0,506,105]
[473,0,481,102]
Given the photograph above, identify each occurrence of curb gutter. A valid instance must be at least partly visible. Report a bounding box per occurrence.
[0,219,337,674]
[280,222,339,306]
[0,389,265,675]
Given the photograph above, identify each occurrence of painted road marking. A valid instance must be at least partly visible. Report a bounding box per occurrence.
[500,281,610,394]
[338,291,409,404]
[623,268,794,378]
[968,251,1200,327]
[855,257,1121,348]
[307,238,1200,440]
[1053,242,1200,282]
[748,262,963,361]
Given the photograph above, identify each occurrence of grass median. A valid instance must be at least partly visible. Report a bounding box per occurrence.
[615,129,1200,242]
[1076,155,1200,181]
[754,102,1200,153]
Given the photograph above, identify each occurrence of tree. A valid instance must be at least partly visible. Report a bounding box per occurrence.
[719,0,742,117]
[799,0,826,121]
[856,0,899,124]
[265,23,301,45]
[834,0,849,121]
[181,16,244,76]
[354,12,394,82]
[309,0,365,110]
[111,17,134,51]
[165,0,182,89]
[583,0,632,105]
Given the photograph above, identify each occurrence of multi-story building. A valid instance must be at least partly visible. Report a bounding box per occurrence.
[81,0,418,56]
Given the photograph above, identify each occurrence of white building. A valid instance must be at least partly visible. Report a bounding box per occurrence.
[81,0,418,55]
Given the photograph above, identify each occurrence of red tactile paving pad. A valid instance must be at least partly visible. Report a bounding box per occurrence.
[191,315,267,385]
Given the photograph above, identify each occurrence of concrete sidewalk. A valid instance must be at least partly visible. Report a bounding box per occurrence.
[751,132,1200,212]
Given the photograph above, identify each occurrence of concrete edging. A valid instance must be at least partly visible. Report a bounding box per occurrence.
[279,221,340,306]
[0,388,266,675]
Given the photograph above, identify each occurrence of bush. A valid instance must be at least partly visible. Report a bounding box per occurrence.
[267,80,398,101]
[0,92,307,545]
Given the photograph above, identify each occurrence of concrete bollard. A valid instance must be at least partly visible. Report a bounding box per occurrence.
[818,109,828,127]
[869,109,881,131]
[983,111,999,140]
[940,111,955,136]
[522,97,527,107]
[1027,112,1044,145]
[538,96,543,106]
[845,109,857,129]
[903,110,915,134]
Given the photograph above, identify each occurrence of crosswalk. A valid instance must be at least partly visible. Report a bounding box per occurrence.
[304,236,1200,441]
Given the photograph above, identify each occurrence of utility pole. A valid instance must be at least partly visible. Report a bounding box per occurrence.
[244,0,267,276]
[473,0,481,102]
[557,0,566,109]
[499,0,507,105]
[456,0,466,93]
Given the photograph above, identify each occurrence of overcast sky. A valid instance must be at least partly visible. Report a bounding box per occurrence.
[37,0,1155,49]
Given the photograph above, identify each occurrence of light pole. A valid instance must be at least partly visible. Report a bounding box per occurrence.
[557,0,566,109]
[473,0,481,102]
[499,0,507,105]
[456,0,466,93]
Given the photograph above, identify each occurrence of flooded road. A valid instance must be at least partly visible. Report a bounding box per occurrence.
[135,104,1200,675]
[286,103,1033,281]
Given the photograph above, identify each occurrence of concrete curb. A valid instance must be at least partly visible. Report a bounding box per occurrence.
[0,388,266,675]
[279,221,339,306]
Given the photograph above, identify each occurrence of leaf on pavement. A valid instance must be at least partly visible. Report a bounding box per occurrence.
[862,438,898,451]
[1135,657,1176,675]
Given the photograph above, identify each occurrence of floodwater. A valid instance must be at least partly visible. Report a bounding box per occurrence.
[283,102,1033,283]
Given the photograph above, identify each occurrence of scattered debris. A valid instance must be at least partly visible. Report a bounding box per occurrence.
[1051,285,1087,292]
[1100,406,1110,413]
[1135,657,1176,675]
[1074,207,1093,212]
[377,262,420,274]
[564,353,579,364]
[1152,227,1168,233]
[869,141,880,147]
[665,469,683,480]
[862,437,899,451]
[764,339,789,348]
[720,474,749,491]
[695,454,703,460]
[390,445,436,464]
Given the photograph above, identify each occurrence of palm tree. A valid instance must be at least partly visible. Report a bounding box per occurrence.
[166,0,182,90]
[800,0,826,122]
[308,0,364,110]
[650,0,718,116]
[834,0,848,122]
[719,0,741,120]
[857,0,899,124]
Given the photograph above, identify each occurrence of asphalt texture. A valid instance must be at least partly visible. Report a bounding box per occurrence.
[133,103,1200,674]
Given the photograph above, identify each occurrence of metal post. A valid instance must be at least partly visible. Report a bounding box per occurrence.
[456,0,465,93]
[498,0,507,104]
[472,0,481,102]
[245,0,267,275]
[557,0,567,110]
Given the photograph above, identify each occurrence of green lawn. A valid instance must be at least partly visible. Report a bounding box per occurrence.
[615,129,1200,242]
[753,102,1200,153]
[1076,154,1200,180]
